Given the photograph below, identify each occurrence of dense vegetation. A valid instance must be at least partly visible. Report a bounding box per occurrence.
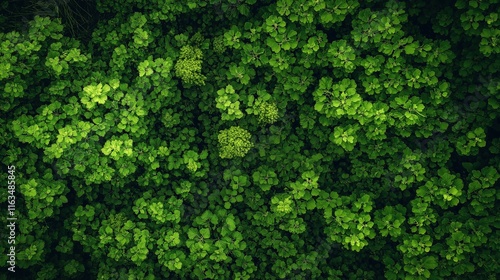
[1,0,499,279]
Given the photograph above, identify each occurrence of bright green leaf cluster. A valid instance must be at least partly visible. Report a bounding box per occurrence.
[216,84,244,120]
[174,45,206,86]
[218,126,254,159]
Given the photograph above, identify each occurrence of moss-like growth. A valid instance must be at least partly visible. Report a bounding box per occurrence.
[257,101,279,124]
[218,126,254,159]
[174,45,206,86]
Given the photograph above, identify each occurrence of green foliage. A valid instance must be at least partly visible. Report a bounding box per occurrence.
[20,172,69,220]
[330,124,359,151]
[314,78,362,119]
[212,35,227,54]
[374,205,406,238]
[252,166,279,191]
[2,1,500,279]
[101,135,134,160]
[216,84,244,120]
[246,94,280,124]
[218,126,254,159]
[255,101,279,124]
[174,45,206,86]
[81,83,111,110]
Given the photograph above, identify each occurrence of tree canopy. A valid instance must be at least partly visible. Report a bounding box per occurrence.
[1,0,499,279]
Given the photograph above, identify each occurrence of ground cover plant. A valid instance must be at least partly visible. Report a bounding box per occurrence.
[1,0,499,279]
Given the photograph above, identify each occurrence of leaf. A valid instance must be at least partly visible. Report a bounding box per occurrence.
[306,199,316,210]
[422,256,438,269]
[187,228,197,239]
[405,44,416,54]
[105,226,113,234]
[200,228,210,239]
[320,12,334,23]
[266,37,281,53]
[226,216,236,231]
[314,102,324,112]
